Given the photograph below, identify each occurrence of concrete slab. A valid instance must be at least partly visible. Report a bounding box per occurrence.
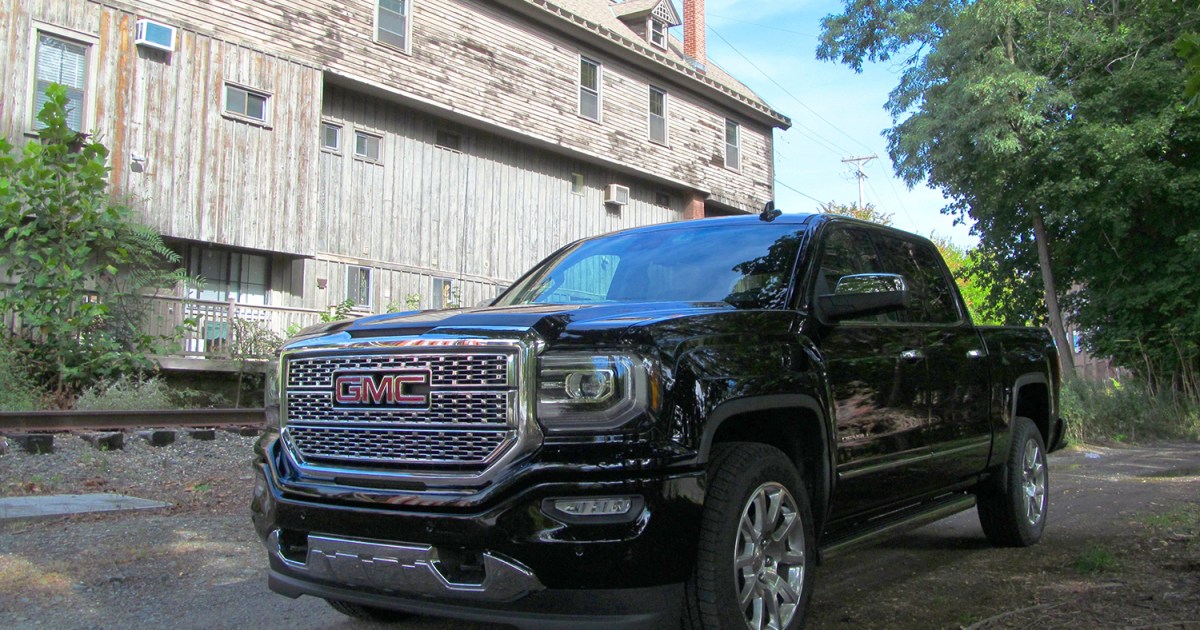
[0,494,170,522]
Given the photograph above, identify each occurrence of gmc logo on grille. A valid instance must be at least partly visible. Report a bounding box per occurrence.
[333,372,430,407]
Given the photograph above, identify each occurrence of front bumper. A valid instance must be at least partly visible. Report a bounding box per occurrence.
[251,437,703,628]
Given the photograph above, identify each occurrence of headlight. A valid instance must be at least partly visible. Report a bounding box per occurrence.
[537,352,658,431]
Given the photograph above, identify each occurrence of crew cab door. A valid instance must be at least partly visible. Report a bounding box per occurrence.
[871,234,992,489]
[811,226,935,520]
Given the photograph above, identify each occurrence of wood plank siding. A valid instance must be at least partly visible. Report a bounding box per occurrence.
[1,0,789,322]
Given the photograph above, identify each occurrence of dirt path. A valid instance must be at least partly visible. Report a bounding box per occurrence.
[1,444,1197,629]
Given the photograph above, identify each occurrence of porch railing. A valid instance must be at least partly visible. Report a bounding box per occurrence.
[145,296,324,358]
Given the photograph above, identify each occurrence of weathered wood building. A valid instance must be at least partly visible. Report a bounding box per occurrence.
[0,0,790,353]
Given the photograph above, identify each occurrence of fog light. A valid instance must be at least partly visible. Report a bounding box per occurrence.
[552,497,633,516]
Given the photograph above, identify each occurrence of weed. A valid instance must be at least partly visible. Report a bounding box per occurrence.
[190,481,213,493]
[74,375,226,410]
[1074,545,1120,574]
[1063,378,1200,445]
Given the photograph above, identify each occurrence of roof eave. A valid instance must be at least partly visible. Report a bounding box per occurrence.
[491,0,792,129]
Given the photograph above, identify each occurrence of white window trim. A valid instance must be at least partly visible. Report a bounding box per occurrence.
[352,128,384,164]
[321,120,342,154]
[26,22,98,135]
[346,265,374,309]
[649,86,669,146]
[725,118,741,171]
[221,82,273,128]
[649,17,668,49]
[578,56,602,123]
[375,0,413,55]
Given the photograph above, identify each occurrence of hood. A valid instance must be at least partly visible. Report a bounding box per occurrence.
[285,302,748,350]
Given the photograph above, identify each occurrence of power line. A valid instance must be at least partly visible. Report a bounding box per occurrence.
[706,26,877,155]
[774,178,826,206]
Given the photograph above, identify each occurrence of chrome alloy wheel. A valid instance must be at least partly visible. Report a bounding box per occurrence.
[1022,438,1047,528]
[734,481,807,630]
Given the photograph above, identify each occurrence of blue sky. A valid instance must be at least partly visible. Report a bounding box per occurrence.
[690,0,978,248]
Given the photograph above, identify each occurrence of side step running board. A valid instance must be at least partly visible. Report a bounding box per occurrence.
[819,493,977,560]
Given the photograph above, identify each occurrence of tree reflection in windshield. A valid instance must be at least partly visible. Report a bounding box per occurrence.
[496,224,804,309]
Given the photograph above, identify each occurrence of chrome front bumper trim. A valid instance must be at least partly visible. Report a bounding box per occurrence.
[268,530,545,603]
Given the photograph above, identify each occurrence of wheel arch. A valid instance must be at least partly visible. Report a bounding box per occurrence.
[698,395,834,537]
[1011,373,1052,446]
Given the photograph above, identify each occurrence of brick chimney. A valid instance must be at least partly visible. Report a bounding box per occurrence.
[683,0,706,67]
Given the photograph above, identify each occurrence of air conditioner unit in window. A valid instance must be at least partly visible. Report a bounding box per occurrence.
[134,19,177,52]
[605,184,630,206]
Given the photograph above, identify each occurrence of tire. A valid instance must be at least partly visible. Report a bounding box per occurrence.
[976,416,1049,547]
[685,443,814,630]
[325,598,410,622]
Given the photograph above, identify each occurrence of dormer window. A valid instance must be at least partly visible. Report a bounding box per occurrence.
[650,18,667,49]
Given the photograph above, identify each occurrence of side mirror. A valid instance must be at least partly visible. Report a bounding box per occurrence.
[817,273,909,322]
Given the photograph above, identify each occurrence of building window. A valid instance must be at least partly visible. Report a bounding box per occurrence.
[224,84,269,124]
[33,32,89,131]
[185,245,270,305]
[649,18,667,49]
[570,172,585,195]
[433,278,459,309]
[346,265,373,308]
[725,119,741,170]
[655,191,671,207]
[321,121,341,152]
[436,129,461,151]
[377,0,409,50]
[579,57,601,121]
[649,87,668,145]
[354,130,382,161]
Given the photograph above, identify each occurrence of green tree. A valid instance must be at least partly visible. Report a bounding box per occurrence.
[818,200,894,226]
[818,0,1200,389]
[1179,33,1200,108]
[0,85,186,401]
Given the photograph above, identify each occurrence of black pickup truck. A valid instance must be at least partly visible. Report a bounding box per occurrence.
[251,212,1066,630]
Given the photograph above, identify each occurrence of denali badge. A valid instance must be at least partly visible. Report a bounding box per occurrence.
[333,372,430,407]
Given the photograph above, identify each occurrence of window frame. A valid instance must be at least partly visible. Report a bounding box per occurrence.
[222,82,272,127]
[649,17,668,49]
[345,265,374,309]
[435,129,462,152]
[27,23,97,135]
[724,118,741,171]
[433,277,459,309]
[376,0,412,53]
[185,245,272,306]
[578,56,602,122]
[353,129,383,163]
[321,120,342,154]
[648,86,668,145]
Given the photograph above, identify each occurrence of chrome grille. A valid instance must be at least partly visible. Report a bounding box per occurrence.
[286,426,507,465]
[288,354,508,389]
[283,349,517,470]
[286,391,509,425]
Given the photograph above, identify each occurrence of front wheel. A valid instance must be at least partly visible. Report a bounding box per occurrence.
[977,416,1049,547]
[685,443,814,630]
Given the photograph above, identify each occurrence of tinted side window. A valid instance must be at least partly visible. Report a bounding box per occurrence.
[873,234,960,324]
[815,227,878,296]
[911,242,960,323]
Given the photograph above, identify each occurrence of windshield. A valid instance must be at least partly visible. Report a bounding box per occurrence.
[495,223,804,309]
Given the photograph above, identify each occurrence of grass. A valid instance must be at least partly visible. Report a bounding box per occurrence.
[1073,545,1121,574]
[1062,377,1200,445]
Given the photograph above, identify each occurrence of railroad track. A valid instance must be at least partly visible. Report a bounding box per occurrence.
[0,408,265,432]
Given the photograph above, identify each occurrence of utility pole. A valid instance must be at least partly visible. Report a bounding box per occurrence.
[841,155,877,208]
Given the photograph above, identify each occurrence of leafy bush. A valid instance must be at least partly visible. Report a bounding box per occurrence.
[0,338,37,411]
[1063,378,1200,445]
[0,85,187,402]
[74,375,228,411]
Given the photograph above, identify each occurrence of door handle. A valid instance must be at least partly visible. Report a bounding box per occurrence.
[900,349,925,362]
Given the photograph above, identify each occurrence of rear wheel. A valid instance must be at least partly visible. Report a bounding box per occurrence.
[685,443,814,630]
[977,416,1048,547]
[325,599,410,622]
